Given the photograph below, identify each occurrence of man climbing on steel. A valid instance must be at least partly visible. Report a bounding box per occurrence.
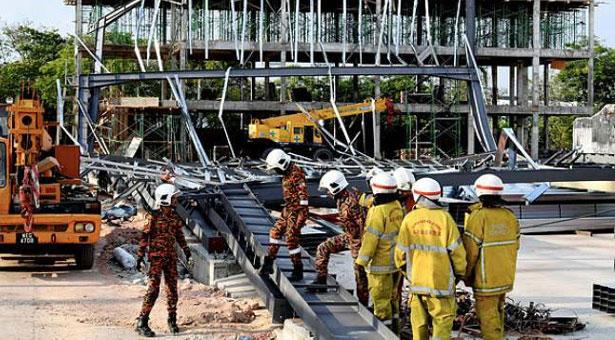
[463,174,520,340]
[259,149,309,282]
[308,170,368,306]
[136,183,192,337]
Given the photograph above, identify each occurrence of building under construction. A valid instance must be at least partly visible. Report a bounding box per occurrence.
[65,0,594,161]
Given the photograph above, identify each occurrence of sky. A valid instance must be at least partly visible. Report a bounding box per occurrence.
[0,0,613,46]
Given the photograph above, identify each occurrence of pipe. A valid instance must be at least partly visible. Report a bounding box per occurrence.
[259,0,264,62]
[218,67,237,158]
[240,0,248,64]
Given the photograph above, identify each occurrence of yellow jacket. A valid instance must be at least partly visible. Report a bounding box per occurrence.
[359,192,374,209]
[463,203,520,296]
[395,206,467,297]
[356,199,403,274]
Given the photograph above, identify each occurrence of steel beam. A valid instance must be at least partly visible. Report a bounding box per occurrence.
[80,66,477,88]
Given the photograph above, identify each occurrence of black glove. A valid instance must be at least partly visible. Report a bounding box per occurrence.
[184,249,192,261]
[136,256,144,271]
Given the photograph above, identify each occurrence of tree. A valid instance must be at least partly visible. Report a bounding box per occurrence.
[550,40,615,149]
[552,41,615,112]
[0,24,67,104]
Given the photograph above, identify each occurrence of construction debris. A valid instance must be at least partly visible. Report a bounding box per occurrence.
[454,290,586,337]
[112,246,137,270]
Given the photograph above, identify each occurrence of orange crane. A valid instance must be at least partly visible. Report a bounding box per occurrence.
[0,89,101,268]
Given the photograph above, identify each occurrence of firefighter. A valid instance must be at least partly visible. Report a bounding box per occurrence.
[358,167,384,209]
[136,183,192,337]
[356,173,404,329]
[308,170,368,305]
[395,177,466,340]
[463,174,520,340]
[259,149,309,282]
[393,167,416,213]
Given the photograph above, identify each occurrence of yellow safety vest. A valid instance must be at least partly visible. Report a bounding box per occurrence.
[463,203,520,296]
[395,207,467,297]
[356,200,403,274]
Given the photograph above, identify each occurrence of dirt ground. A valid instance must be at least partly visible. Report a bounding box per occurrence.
[0,217,277,340]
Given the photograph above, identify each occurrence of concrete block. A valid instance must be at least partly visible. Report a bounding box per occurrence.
[273,319,314,340]
[229,289,258,299]
[181,242,242,286]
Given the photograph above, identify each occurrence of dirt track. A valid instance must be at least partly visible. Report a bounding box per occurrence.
[0,221,276,340]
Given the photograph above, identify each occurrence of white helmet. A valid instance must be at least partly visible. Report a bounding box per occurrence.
[365,167,384,185]
[393,167,416,191]
[474,174,504,197]
[154,183,180,210]
[412,177,442,202]
[370,173,397,195]
[319,170,349,196]
[265,148,291,171]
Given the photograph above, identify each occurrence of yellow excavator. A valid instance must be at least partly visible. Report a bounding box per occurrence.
[247,98,394,160]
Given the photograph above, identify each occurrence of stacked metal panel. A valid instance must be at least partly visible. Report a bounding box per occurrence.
[592,283,615,314]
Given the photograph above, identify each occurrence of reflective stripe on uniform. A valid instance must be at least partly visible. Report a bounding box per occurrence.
[358,254,371,262]
[366,226,398,240]
[482,239,517,247]
[397,243,410,253]
[368,264,395,273]
[447,237,463,251]
[288,247,302,255]
[464,230,482,244]
[474,284,513,294]
[409,243,448,254]
[269,237,284,244]
[410,285,452,297]
[366,226,383,237]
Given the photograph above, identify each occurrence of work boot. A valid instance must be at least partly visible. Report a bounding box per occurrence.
[135,315,155,337]
[168,313,180,335]
[258,256,274,275]
[306,276,327,293]
[288,262,304,282]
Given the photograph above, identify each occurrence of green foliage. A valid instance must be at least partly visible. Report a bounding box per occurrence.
[548,116,576,150]
[0,24,68,107]
[551,41,615,149]
[553,41,615,111]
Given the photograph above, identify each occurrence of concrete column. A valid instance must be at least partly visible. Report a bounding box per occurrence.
[531,0,540,159]
[516,116,526,149]
[588,0,595,112]
[264,61,271,100]
[517,64,528,107]
[542,115,549,151]
[179,5,188,71]
[509,66,516,105]
[491,65,498,106]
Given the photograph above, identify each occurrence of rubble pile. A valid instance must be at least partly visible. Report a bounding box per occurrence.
[177,281,259,326]
[454,290,586,337]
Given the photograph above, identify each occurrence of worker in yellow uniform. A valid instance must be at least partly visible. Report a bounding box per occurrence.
[395,177,466,340]
[355,172,404,330]
[393,167,416,213]
[358,167,384,209]
[463,174,520,340]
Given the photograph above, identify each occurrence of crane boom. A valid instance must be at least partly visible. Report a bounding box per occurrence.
[248,98,392,145]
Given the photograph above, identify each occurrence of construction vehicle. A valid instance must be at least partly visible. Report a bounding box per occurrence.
[0,89,101,269]
[247,98,395,160]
